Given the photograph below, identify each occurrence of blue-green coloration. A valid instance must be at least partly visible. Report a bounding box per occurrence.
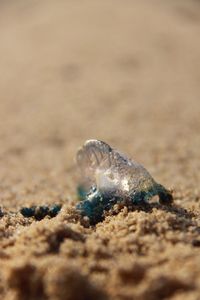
[20,204,62,220]
[20,206,36,217]
[77,185,88,201]
[76,140,173,225]
[130,184,173,205]
[76,184,172,225]
[49,204,62,217]
[76,187,120,224]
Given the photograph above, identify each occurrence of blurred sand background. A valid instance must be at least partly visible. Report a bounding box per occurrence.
[0,0,200,299]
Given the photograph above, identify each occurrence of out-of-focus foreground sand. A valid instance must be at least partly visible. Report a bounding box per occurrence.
[0,1,200,299]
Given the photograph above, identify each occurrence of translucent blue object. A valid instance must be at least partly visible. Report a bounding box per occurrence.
[76,140,173,224]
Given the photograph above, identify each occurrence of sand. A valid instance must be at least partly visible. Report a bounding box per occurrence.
[0,0,200,299]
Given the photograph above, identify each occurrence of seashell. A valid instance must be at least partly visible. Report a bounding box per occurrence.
[76,140,173,224]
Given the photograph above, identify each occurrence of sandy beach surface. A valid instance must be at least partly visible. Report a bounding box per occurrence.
[0,1,200,299]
